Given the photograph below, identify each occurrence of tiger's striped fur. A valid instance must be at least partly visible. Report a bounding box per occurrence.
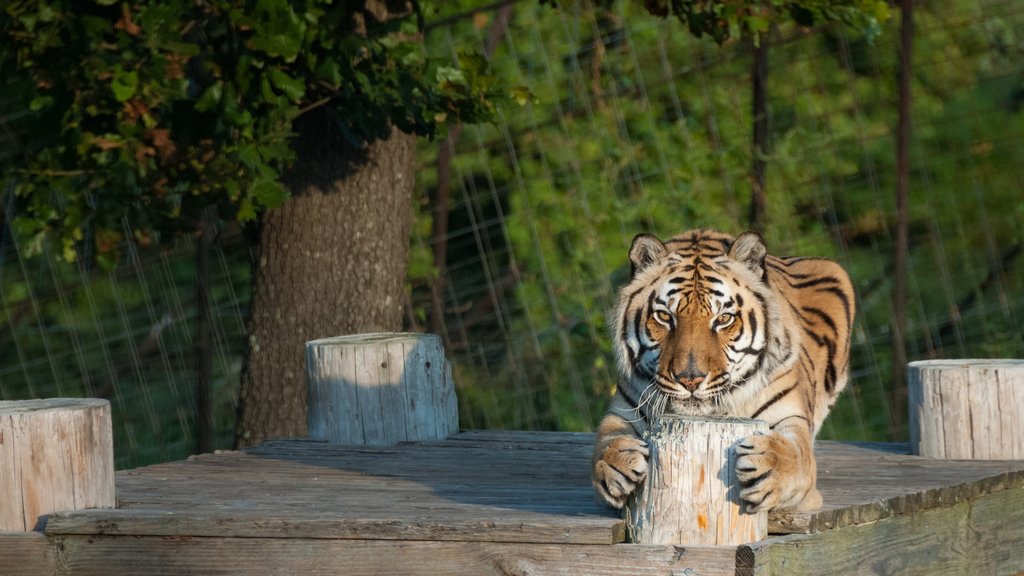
[593,229,855,512]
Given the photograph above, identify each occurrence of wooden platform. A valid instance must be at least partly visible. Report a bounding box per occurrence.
[6,430,1024,575]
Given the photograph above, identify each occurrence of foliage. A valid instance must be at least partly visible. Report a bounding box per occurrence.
[541,0,890,44]
[0,0,515,267]
[409,0,1024,441]
[0,233,250,468]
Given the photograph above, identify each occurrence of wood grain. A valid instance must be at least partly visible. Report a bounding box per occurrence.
[50,536,740,576]
[0,531,54,576]
[625,416,767,545]
[0,399,114,531]
[306,333,459,446]
[6,429,1024,575]
[740,475,1024,575]
[908,359,1024,459]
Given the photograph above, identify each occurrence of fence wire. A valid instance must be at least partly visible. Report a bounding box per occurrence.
[1,0,1022,467]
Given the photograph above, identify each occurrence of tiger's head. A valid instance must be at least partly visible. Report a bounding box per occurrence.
[613,229,789,415]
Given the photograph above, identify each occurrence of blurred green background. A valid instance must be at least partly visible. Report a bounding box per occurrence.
[2,0,1022,468]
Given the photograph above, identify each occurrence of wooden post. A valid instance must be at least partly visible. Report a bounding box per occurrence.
[306,333,459,446]
[625,415,768,545]
[0,398,115,531]
[908,359,1024,459]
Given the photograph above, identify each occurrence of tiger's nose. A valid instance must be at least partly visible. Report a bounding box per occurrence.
[675,367,707,391]
[675,366,708,389]
[674,352,707,391]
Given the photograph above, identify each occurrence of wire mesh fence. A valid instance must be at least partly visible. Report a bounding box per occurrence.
[2,0,1022,468]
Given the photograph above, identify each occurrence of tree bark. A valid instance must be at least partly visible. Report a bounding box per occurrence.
[748,37,769,235]
[891,0,913,434]
[235,110,416,448]
[194,205,216,454]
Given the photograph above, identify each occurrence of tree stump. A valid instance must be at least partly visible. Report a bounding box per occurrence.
[908,359,1024,459]
[624,415,768,545]
[0,398,115,531]
[306,333,459,445]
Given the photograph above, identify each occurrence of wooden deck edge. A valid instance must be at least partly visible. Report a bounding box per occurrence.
[38,535,739,576]
[44,507,626,546]
[769,467,1024,535]
[0,531,56,576]
[738,478,1024,575]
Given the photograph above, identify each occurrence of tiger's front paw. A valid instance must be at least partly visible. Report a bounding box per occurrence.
[593,436,649,509]
[735,431,820,512]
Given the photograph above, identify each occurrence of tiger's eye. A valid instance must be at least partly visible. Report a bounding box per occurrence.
[654,310,673,324]
[716,313,735,328]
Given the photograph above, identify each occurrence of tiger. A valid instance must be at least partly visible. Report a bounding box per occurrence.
[593,228,855,512]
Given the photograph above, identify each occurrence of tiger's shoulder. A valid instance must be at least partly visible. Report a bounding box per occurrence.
[765,255,856,329]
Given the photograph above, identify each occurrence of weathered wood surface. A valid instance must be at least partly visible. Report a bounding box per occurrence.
[306,333,459,445]
[43,431,1024,543]
[47,537,740,576]
[908,359,1024,459]
[739,471,1024,575]
[11,430,1020,575]
[0,531,54,576]
[625,416,767,545]
[0,398,114,531]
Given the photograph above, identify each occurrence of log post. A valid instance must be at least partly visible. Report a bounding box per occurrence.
[908,359,1024,459]
[0,398,115,531]
[306,333,459,445]
[625,415,768,546]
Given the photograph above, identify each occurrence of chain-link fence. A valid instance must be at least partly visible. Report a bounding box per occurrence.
[2,0,1022,468]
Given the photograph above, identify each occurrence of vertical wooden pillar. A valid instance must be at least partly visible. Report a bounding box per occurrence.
[625,415,768,545]
[306,333,459,446]
[0,398,115,531]
[908,359,1024,459]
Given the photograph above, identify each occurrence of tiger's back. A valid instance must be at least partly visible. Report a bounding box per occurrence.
[764,254,855,433]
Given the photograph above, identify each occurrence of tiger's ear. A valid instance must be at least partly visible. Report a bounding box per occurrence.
[728,232,767,278]
[629,233,667,277]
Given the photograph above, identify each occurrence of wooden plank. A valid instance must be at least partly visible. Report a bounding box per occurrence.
[36,432,1024,549]
[101,436,1024,539]
[51,535,739,576]
[0,532,55,576]
[739,479,1024,575]
[45,507,626,545]
[771,442,1024,534]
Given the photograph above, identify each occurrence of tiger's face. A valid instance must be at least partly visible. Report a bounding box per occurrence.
[614,230,778,415]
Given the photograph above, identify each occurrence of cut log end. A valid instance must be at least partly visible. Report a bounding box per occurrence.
[624,415,768,546]
[0,398,115,531]
[908,359,1024,460]
[306,332,459,446]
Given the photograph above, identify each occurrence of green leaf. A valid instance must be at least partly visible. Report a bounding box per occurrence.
[247,0,307,62]
[510,86,535,106]
[111,70,139,102]
[250,177,288,208]
[237,198,257,221]
[315,59,341,86]
[29,96,54,111]
[436,66,466,87]
[195,81,223,111]
[267,68,305,101]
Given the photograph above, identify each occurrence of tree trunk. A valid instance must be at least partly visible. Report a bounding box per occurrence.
[235,110,416,448]
[748,36,769,235]
[891,0,913,435]
[194,205,216,455]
